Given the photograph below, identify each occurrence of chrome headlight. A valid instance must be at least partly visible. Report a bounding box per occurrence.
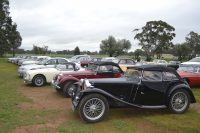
[83,79,93,90]
[79,79,84,86]
[24,73,30,80]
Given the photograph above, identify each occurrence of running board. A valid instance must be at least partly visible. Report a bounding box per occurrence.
[140,105,167,109]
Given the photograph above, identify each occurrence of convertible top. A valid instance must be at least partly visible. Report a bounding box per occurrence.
[128,65,177,72]
[90,61,119,66]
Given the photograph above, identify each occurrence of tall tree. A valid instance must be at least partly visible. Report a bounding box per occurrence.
[185,31,200,57]
[8,22,22,57]
[74,46,80,55]
[0,0,22,57]
[0,0,10,56]
[134,20,175,60]
[100,36,131,57]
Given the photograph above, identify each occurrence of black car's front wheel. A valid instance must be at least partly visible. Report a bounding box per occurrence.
[169,89,190,114]
[78,94,109,123]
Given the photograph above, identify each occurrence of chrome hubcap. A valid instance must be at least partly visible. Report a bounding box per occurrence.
[83,98,105,121]
[171,92,188,112]
[35,77,43,86]
[68,85,76,96]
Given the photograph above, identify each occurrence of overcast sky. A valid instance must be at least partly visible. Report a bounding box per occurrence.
[9,0,200,52]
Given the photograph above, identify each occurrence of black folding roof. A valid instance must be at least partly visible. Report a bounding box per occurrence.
[128,65,176,72]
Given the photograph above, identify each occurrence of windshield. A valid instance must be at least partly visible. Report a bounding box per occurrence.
[87,64,99,71]
[37,59,48,65]
[56,64,75,71]
[188,57,200,62]
[125,69,141,82]
[178,65,199,73]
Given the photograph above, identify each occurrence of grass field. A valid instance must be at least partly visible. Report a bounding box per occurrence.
[0,58,200,133]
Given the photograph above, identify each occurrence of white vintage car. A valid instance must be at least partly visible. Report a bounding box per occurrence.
[18,57,69,77]
[23,62,83,87]
[21,56,51,65]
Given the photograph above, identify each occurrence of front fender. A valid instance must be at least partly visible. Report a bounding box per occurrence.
[167,84,196,103]
[79,88,141,108]
[59,76,79,85]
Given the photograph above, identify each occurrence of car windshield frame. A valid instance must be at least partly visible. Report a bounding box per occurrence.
[37,59,48,65]
[188,57,200,62]
[86,64,99,71]
[125,68,142,83]
[178,65,199,73]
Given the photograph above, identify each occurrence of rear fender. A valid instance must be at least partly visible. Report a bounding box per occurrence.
[167,84,196,103]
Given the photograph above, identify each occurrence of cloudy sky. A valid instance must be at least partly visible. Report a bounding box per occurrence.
[9,0,200,52]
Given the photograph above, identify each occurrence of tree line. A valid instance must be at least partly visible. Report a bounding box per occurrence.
[1,1,200,61]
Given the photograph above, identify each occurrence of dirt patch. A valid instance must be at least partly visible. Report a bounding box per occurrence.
[12,85,71,133]
[17,85,71,110]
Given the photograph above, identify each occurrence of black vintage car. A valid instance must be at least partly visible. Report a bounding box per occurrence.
[71,65,196,123]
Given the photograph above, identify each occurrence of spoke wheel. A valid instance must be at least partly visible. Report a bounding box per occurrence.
[79,94,109,123]
[169,89,190,114]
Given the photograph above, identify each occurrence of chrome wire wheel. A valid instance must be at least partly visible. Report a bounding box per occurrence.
[83,98,105,121]
[171,91,188,112]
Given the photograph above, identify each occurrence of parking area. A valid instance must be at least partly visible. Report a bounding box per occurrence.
[1,58,200,133]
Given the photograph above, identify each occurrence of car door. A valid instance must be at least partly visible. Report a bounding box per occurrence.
[134,70,166,105]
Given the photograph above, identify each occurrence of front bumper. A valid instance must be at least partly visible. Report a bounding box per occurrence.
[51,80,61,90]
[24,79,32,84]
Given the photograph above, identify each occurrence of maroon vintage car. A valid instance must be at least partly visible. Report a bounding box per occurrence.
[52,62,124,97]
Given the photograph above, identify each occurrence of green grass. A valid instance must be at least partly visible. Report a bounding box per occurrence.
[0,58,60,133]
[1,58,200,133]
[192,88,200,103]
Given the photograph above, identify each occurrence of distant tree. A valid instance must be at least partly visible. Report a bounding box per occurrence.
[134,20,175,60]
[117,39,131,55]
[173,43,192,61]
[133,49,145,61]
[100,36,131,57]
[0,0,22,57]
[185,31,200,57]
[32,45,48,55]
[74,46,80,55]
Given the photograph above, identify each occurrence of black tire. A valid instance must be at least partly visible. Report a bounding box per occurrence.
[63,81,76,97]
[78,94,109,123]
[32,75,46,87]
[168,89,190,114]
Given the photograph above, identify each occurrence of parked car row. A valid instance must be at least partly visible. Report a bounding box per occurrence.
[8,55,198,123]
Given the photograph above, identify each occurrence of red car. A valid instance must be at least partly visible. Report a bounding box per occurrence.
[52,62,124,97]
[177,65,200,87]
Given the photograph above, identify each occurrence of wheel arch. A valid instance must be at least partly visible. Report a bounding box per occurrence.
[32,74,47,83]
[32,74,47,86]
[166,84,196,104]
[79,88,126,107]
